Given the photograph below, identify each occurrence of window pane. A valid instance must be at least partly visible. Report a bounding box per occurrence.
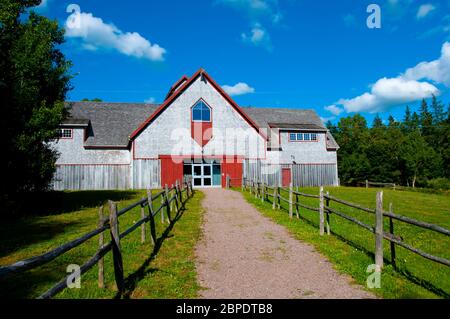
[193,109,202,121]
[297,133,303,141]
[203,166,211,176]
[202,109,211,122]
[194,178,202,186]
[203,178,212,186]
[290,133,296,141]
[304,133,310,141]
[194,166,202,176]
[311,133,317,141]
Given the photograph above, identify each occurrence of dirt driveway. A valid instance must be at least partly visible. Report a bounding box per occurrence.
[195,189,375,299]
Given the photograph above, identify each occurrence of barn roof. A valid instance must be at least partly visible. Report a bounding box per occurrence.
[64,102,159,147]
[64,100,338,150]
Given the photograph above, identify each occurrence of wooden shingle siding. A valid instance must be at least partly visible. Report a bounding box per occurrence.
[132,159,161,189]
[244,160,338,187]
[52,165,131,190]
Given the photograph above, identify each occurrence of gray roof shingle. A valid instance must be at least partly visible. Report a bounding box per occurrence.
[64,102,339,150]
[65,102,159,147]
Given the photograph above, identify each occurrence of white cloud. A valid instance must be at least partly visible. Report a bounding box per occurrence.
[403,42,450,86]
[222,82,255,96]
[241,23,272,50]
[338,78,439,113]
[217,0,282,23]
[333,42,450,114]
[417,4,436,19]
[218,0,280,50]
[65,12,166,61]
[324,104,344,116]
[144,97,156,104]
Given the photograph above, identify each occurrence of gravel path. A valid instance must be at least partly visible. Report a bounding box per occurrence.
[195,189,375,299]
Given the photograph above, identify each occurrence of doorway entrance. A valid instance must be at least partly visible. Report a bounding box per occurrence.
[184,160,222,188]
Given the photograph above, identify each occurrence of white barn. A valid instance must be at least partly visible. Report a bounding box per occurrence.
[52,69,339,190]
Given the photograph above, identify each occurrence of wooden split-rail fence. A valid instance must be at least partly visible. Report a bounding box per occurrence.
[242,178,450,270]
[360,180,397,190]
[0,179,194,299]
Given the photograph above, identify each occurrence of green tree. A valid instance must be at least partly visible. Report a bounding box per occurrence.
[419,99,433,137]
[430,95,446,124]
[400,131,439,188]
[402,106,413,133]
[334,115,371,184]
[0,0,72,207]
[372,114,383,128]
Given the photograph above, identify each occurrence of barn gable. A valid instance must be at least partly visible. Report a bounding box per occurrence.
[131,69,267,160]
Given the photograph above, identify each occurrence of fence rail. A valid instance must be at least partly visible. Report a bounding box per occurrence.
[242,177,450,270]
[360,180,397,190]
[0,179,194,299]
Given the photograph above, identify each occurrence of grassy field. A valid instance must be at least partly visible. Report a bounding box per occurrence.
[241,186,450,299]
[0,189,205,299]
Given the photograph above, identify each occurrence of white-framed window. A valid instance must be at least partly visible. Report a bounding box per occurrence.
[289,132,319,142]
[58,129,73,139]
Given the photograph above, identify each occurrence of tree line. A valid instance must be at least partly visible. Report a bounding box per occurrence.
[326,96,450,189]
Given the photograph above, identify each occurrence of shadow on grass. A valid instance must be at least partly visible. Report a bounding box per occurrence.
[6,190,141,218]
[114,191,194,299]
[256,196,450,299]
[0,218,82,258]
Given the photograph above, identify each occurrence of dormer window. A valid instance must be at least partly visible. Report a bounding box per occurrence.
[192,100,211,122]
[58,129,73,139]
[289,132,318,142]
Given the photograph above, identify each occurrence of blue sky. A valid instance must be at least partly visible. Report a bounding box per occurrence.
[35,0,450,125]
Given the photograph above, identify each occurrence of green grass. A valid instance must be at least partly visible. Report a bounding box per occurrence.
[0,189,205,299]
[240,186,450,299]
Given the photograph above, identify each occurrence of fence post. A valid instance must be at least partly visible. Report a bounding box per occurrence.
[140,205,146,244]
[325,191,331,235]
[319,187,325,236]
[272,185,277,210]
[261,180,265,203]
[375,191,384,269]
[165,184,172,223]
[147,190,156,246]
[295,193,300,219]
[98,206,104,288]
[366,180,369,189]
[389,202,396,270]
[108,200,124,292]
[289,182,293,219]
[173,183,180,214]
[277,184,281,209]
[160,190,166,224]
[242,177,245,191]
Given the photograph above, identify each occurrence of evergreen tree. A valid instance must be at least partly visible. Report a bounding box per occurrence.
[403,106,412,132]
[419,99,433,136]
[372,114,383,128]
[430,95,445,124]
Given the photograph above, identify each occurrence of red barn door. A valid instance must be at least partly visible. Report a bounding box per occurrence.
[282,168,292,187]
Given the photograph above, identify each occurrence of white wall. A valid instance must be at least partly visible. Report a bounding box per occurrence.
[52,128,130,165]
[266,132,337,165]
[134,77,266,159]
